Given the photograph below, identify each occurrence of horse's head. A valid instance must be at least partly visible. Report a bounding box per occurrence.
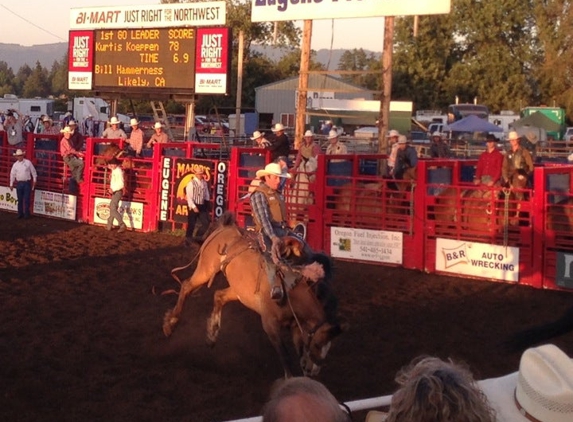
[294,320,347,377]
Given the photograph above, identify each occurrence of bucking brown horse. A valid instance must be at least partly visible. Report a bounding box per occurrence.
[162,212,346,378]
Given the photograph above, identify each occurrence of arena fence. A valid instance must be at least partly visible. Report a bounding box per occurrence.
[1,131,572,292]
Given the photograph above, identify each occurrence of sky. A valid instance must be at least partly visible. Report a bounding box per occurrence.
[0,0,385,52]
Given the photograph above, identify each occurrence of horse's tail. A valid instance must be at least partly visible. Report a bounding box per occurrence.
[504,305,573,351]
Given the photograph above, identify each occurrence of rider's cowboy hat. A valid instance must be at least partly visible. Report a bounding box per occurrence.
[271,123,285,132]
[250,130,264,140]
[327,129,339,140]
[508,131,520,141]
[109,116,120,125]
[13,149,25,156]
[60,126,73,134]
[256,162,291,179]
[130,118,139,126]
[304,130,314,137]
[479,344,573,422]
[154,122,163,129]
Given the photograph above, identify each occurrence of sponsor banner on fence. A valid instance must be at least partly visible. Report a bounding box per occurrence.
[93,197,143,229]
[0,186,18,212]
[330,227,403,264]
[555,252,573,289]
[251,0,451,22]
[435,238,519,282]
[33,190,77,221]
[171,159,215,224]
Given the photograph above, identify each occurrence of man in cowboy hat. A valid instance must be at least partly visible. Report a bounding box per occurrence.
[60,126,85,185]
[502,130,534,186]
[67,120,85,151]
[146,121,169,148]
[184,166,211,246]
[9,149,37,219]
[474,134,503,186]
[387,129,400,175]
[429,131,452,158]
[267,123,291,163]
[250,162,293,300]
[102,116,127,139]
[291,129,321,181]
[393,136,418,180]
[325,129,347,163]
[40,116,59,135]
[106,158,127,233]
[251,130,271,148]
[126,118,145,157]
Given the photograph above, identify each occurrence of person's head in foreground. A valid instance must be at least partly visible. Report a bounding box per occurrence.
[384,356,496,422]
[262,377,350,422]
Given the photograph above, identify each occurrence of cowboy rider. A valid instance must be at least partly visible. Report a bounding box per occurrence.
[502,131,534,186]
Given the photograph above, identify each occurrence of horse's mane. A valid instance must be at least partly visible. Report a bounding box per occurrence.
[309,252,339,325]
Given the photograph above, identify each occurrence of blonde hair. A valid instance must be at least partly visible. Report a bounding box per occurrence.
[386,357,496,422]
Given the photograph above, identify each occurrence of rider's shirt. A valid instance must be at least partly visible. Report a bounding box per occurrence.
[250,182,288,241]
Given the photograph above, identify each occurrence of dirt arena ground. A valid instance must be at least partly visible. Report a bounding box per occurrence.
[0,210,571,422]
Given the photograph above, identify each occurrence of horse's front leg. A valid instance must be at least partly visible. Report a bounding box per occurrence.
[206,287,238,346]
[262,318,295,379]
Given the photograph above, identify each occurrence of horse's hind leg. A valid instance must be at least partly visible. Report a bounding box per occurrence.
[206,287,239,346]
[162,266,217,337]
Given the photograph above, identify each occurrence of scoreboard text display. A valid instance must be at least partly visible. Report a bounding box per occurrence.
[93,28,196,91]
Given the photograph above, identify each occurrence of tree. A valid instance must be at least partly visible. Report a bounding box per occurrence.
[49,55,70,98]
[0,61,16,97]
[13,64,32,96]
[22,61,50,98]
[337,49,382,91]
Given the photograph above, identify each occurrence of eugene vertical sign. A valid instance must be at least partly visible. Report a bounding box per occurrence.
[68,31,94,90]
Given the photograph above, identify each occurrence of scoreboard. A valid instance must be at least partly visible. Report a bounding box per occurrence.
[93,28,196,91]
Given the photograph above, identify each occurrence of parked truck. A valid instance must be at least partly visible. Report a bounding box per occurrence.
[0,94,55,120]
[520,106,566,140]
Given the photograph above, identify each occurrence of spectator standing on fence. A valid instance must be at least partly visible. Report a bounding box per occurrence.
[474,134,503,186]
[60,126,85,184]
[291,129,321,180]
[429,131,452,158]
[325,129,347,163]
[387,129,400,175]
[367,356,496,422]
[105,158,127,233]
[67,120,84,152]
[9,149,37,220]
[393,136,418,180]
[184,167,211,246]
[502,130,534,185]
[102,116,127,139]
[251,130,271,148]
[262,377,350,422]
[146,122,169,148]
[126,118,145,157]
[5,110,24,146]
[41,117,59,135]
[267,123,291,163]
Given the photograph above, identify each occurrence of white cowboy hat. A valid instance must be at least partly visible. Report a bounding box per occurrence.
[479,344,573,422]
[397,135,408,144]
[154,122,163,129]
[432,131,442,137]
[60,126,73,134]
[130,118,139,126]
[508,130,520,141]
[109,116,120,125]
[387,129,400,138]
[327,129,339,140]
[42,116,52,122]
[13,149,25,156]
[250,130,264,140]
[68,120,77,126]
[271,123,285,132]
[304,130,314,137]
[255,162,292,179]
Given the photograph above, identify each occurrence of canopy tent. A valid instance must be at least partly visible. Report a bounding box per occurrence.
[444,114,503,133]
[510,111,562,133]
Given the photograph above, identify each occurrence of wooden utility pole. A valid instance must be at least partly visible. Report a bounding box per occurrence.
[295,20,312,150]
[235,30,244,138]
[378,16,394,157]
